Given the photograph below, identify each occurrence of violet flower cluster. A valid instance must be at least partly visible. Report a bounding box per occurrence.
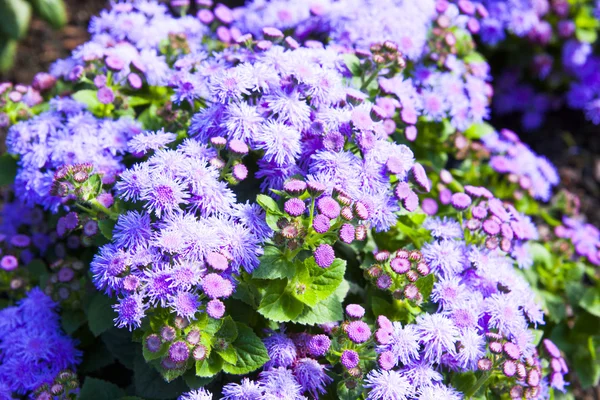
[0,289,81,396]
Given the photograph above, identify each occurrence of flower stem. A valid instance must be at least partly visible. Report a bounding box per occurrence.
[465,371,491,399]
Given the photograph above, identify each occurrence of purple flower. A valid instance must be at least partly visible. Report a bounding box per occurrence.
[308,334,331,357]
[346,321,371,343]
[255,121,302,167]
[317,196,341,219]
[346,304,365,318]
[284,198,306,217]
[201,274,233,299]
[169,291,200,320]
[113,293,147,330]
[422,239,466,277]
[293,358,333,398]
[264,331,297,369]
[364,369,412,400]
[312,214,331,234]
[222,378,263,400]
[314,244,335,268]
[377,322,420,366]
[259,367,303,399]
[179,388,213,400]
[415,314,458,364]
[340,349,359,369]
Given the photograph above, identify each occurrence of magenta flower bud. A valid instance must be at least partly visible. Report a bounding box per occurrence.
[97,193,114,208]
[503,360,517,377]
[466,219,481,231]
[503,342,520,360]
[335,223,353,244]
[105,56,125,71]
[527,369,541,387]
[411,163,431,192]
[169,341,189,363]
[395,182,411,200]
[83,220,98,236]
[206,299,225,319]
[307,181,326,197]
[403,191,419,212]
[376,274,392,290]
[345,321,371,343]
[472,205,487,219]
[284,198,306,217]
[284,179,307,196]
[416,262,430,275]
[355,225,367,241]
[10,234,30,248]
[284,36,300,50]
[235,33,253,44]
[477,358,492,371]
[256,40,272,51]
[97,87,115,105]
[262,27,284,41]
[340,350,360,369]
[390,257,410,274]
[216,26,232,43]
[232,163,248,181]
[467,17,480,34]
[314,244,335,268]
[317,196,341,219]
[32,72,56,91]
[353,201,369,220]
[451,193,471,210]
[128,73,143,89]
[404,284,419,300]
[341,206,354,221]
[214,3,233,24]
[347,88,366,105]
[186,329,200,346]
[206,252,228,271]
[308,334,331,357]
[68,65,84,81]
[58,267,75,282]
[378,351,395,371]
[0,255,18,271]
[543,339,561,358]
[197,9,214,24]
[310,215,329,235]
[161,326,177,342]
[421,198,438,216]
[346,304,365,318]
[193,344,207,361]
[482,219,500,235]
[146,334,162,353]
[228,139,249,155]
[436,0,449,13]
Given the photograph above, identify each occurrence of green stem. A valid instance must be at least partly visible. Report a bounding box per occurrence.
[88,198,119,220]
[465,371,491,399]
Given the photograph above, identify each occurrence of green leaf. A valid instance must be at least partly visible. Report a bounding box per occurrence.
[61,310,86,335]
[257,279,305,322]
[574,349,600,388]
[580,288,600,318]
[0,0,31,39]
[256,194,282,214]
[80,378,124,400]
[222,323,269,375]
[343,53,362,76]
[87,292,116,337]
[183,370,213,389]
[576,27,597,43]
[529,243,552,267]
[451,372,477,393]
[134,351,188,399]
[72,90,101,112]
[216,316,239,343]
[216,345,238,364]
[414,274,435,300]
[232,280,261,308]
[253,246,296,280]
[81,340,115,373]
[336,380,363,400]
[98,219,116,240]
[291,258,346,307]
[295,280,349,325]
[0,154,18,186]
[30,0,67,29]
[101,328,137,370]
[195,354,224,378]
[0,35,17,72]
[464,122,494,140]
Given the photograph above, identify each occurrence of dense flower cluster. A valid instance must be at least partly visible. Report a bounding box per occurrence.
[0,289,80,396]
[6,99,141,211]
[2,0,600,398]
